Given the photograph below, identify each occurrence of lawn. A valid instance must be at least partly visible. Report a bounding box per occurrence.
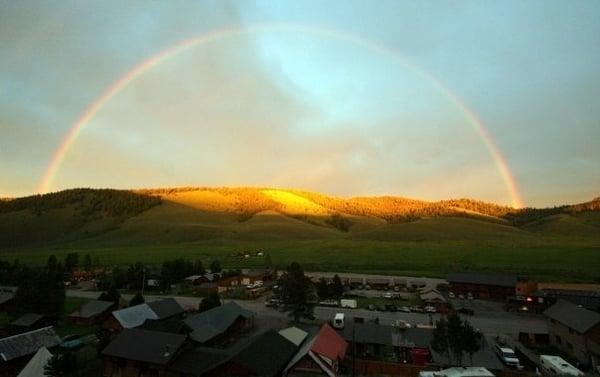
[1,238,599,282]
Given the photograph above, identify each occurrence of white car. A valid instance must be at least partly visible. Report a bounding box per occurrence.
[495,345,521,368]
[424,305,437,313]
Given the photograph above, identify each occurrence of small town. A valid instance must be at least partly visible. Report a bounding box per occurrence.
[0,254,598,376]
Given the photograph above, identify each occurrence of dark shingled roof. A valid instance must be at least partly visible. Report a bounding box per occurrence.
[448,272,518,288]
[545,299,600,334]
[69,300,114,319]
[183,302,254,343]
[0,292,14,306]
[341,322,432,348]
[231,330,298,377]
[11,313,45,327]
[102,328,186,365]
[170,347,232,375]
[0,326,60,362]
[147,298,184,319]
[139,318,186,334]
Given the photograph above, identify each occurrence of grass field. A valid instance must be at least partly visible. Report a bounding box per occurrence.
[2,238,599,282]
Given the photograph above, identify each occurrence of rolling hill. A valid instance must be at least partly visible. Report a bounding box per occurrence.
[0,187,598,248]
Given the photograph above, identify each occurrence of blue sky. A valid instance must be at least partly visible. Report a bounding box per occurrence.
[0,0,598,206]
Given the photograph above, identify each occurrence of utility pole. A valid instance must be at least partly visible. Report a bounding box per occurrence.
[141,267,146,297]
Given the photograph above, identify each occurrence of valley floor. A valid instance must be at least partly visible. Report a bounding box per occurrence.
[1,238,599,282]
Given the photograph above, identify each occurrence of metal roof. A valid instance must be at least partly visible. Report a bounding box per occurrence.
[0,292,14,306]
[544,299,600,334]
[448,273,518,288]
[68,300,114,319]
[102,328,186,366]
[279,327,308,346]
[0,326,60,362]
[16,347,52,377]
[183,302,253,343]
[11,313,45,327]
[111,304,158,329]
[147,298,184,319]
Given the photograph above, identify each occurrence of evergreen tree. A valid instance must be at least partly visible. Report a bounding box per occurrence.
[331,274,344,299]
[193,260,205,275]
[129,292,145,306]
[199,292,221,312]
[316,278,330,300]
[210,260,222,274]
[83,254,92,272]
[64,252,79,275]
[279,262,316,322]
[98,286,121,305]
[431,312,481,366]
[44,351,77,376]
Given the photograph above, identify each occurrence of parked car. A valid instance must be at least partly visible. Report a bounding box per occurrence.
[383,292,393,299]
[495,345,521,368]
[458,294,465,299]
[424,305,436,313]
[332,313,345,329]
[456,307,475,316]
[393,285,400,292]
[399,306,411,313]
[319,299,339,307]
[368,304,376,311]
[411,306,425,313]
[60,334,82,350]
[448,292,455,299]
[467,292,474,300]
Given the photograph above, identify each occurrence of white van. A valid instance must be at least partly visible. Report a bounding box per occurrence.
[539,355,583,376]
[340,299,357,309]
[332,313,345,329]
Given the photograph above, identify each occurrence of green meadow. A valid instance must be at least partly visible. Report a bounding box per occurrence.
[2,238,599,282]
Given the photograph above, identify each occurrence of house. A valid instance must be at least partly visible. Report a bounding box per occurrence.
[217,275,243,294]
[210,329,299,376]
[448,273,519,300]
[341,322,431,365]
[196,282,219,296]
[11,314,50,331]
[102,328,187,377]
[284,323,348,376]
[183,302,254,345]
[68,300,115,325]
[420,290,450,313]
[16,346,53,377]
[544,300,600,369]
[184,275,208,285]
[366,278,392,289]
[0,292,15,311]
[104,298,184,332]
[240,269,271,286]
[0,326,61,375]
[347,277,364,289]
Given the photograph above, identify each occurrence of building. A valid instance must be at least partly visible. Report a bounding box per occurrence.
[102,328,187,377]
[366,278,392,289]
[195,282,219,296]
[420,289,450,313]
[544,300,600,369]
[284,323,348,376]
[240,269,272,286]
[68,300,115,325]
[169,347,232,376]
[341,322,431,365]
[15,346,53,377]
[0,326,60,375]
[183,302,254,345]
[217,275,243,294]
[104,298,184,332]
[10,314,50,331]
[448,273,518,300]
[0,292,15,311]
[210,329,299,376]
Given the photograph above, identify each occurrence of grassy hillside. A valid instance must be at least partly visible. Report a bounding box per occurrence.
[1,187,598,280]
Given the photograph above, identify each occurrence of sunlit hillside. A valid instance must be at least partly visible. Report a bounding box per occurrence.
[0,187,598,248]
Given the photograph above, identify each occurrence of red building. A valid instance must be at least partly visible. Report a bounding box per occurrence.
[448,272,519,300]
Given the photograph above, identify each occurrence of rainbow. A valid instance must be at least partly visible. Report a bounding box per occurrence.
[37,23,525,208]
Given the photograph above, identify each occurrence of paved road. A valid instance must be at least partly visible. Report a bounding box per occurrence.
[64,289,547,336]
